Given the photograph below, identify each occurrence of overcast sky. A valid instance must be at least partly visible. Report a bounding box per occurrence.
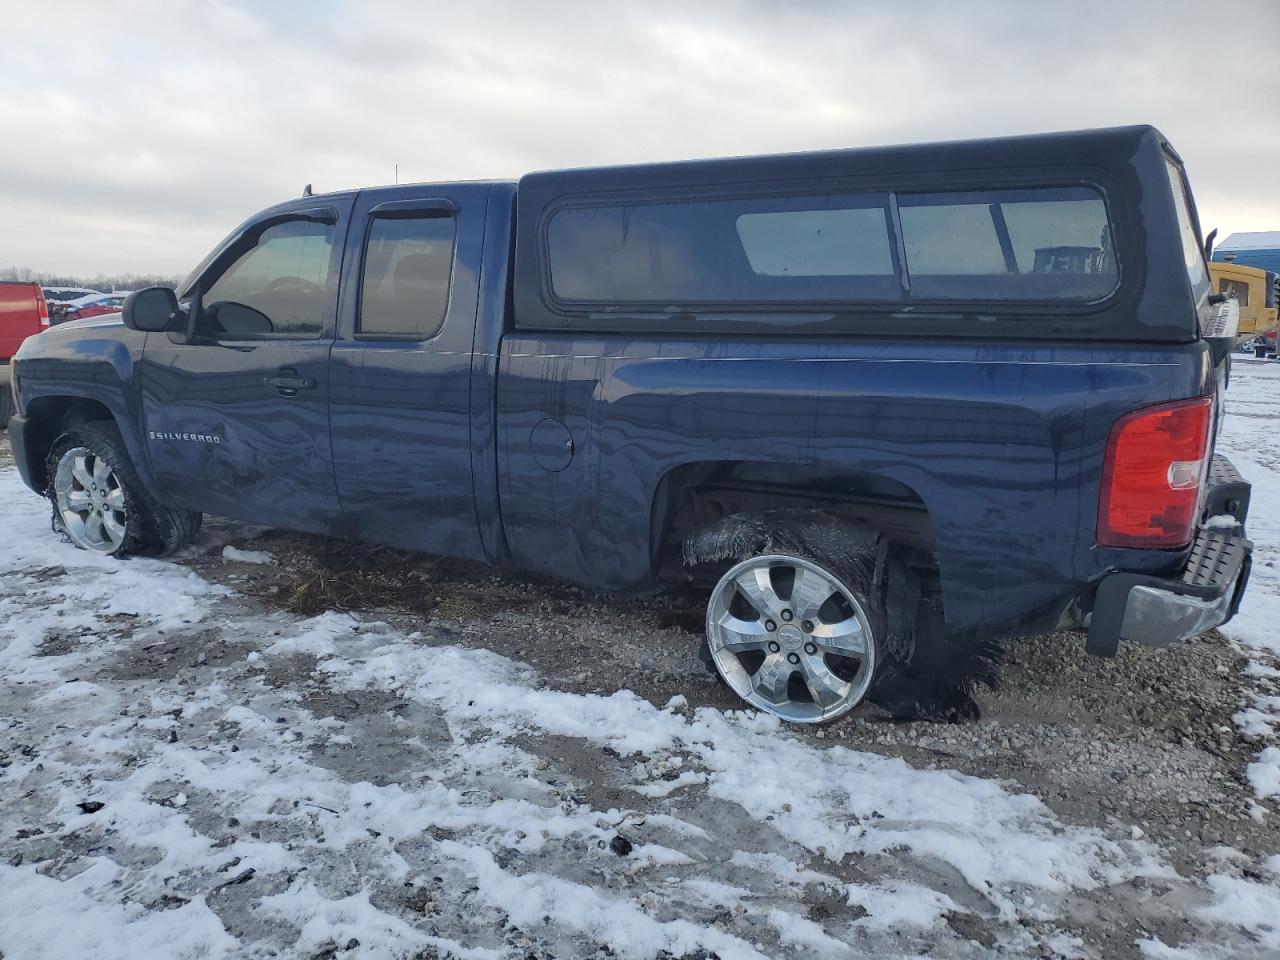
[2,0,1278,277]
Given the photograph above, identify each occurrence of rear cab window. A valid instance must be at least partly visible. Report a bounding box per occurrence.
[357,214,457,339]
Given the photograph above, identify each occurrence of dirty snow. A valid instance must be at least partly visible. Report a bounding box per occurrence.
[2,360,1280,957]
[1216,359,1280,804]
[222,544,274,565]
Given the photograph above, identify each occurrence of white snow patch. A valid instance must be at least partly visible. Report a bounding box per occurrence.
[438,840,772,960]
[1246,746,1280,798]
[678,877,754,906]
[844,881,960,931]
[1245,660,1280,679]
[295,630,1172,924]
[1234,705,1279,739]
[0,861,236,960]
[1214,362,1280,800]
[765,906,852,953]
[1044,931,1089,959]
[1197,873,1280,950]
[257,884,499,960]
[221,544,273,564]
[1217,364,1280,657]
[1204,513,1242,530]
[1137,939,1202,959]
[0,469,227,685]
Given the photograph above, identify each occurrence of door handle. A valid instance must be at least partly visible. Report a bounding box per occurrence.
[265,376,315,389]
[265,369,316,396]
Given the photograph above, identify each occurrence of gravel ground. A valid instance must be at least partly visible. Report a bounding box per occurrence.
[196,521,1280,873]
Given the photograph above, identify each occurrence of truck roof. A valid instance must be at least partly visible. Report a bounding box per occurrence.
[519,124,1171,190]
[306,126,1169,200]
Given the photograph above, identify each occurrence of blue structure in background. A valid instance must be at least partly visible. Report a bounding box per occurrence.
[1214,231,1280,273]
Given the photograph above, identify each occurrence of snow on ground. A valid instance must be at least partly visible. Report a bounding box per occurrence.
[3,362,1280,957]
[221,545,274,565]
[1216,359,1280,800]
[3,470,1154,957]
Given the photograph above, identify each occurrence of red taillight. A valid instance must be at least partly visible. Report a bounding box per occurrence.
[1098,395,1213,549]
[36,290,50,326]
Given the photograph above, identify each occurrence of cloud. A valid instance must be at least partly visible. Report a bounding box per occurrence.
[1,0,1276,275]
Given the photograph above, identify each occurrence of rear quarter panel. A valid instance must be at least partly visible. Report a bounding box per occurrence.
[498,335,1214,639]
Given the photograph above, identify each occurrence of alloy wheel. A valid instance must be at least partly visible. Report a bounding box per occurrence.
[706,554,876,723]
[53,447,128,553]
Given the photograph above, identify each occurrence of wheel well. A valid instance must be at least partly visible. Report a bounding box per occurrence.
[20,396,116,492]
[652,460,937,581]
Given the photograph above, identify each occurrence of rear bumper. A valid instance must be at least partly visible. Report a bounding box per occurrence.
[1086,454,1252,656]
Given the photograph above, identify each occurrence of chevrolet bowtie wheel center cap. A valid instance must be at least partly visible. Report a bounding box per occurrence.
[777,624,805,650]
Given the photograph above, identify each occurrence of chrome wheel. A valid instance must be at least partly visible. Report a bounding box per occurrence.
[53,446,128,553]
[706,554,876,723]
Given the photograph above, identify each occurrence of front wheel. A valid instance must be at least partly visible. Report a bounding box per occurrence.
[46,421,200,557]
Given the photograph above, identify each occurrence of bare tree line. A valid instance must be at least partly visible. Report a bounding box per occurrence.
[0,266,184,292]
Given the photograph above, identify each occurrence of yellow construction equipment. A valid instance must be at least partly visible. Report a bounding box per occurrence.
[1208,258,1278,354]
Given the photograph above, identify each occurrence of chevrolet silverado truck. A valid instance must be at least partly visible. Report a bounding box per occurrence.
[6,126,1254,723]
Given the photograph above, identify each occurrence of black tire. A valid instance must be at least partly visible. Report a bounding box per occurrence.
[683,508,995,723]
[0,381,12,428]
[869,595,999,723]
[46,420,201,557]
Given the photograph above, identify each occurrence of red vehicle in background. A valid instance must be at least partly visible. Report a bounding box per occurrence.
[59,293,129,323]
[1,281,50,422]
[43,287,102,322]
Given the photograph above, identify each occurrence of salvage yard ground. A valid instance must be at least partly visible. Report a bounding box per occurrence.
[3,363,1280,959]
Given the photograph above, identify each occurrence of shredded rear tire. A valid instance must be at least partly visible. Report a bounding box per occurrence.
[684,508,996,722]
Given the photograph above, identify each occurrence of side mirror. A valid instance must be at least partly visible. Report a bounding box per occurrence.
[123,286,179,332]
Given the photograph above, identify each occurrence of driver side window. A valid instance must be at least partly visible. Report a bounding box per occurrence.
[198,219,335,339]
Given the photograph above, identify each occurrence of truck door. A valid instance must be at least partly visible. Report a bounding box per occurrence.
[139,198,353,532]
[327,184,491,560]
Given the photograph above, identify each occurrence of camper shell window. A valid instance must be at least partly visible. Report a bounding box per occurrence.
[544,185,1118,309]
[547,194,900,304]
[898,186,1117,301]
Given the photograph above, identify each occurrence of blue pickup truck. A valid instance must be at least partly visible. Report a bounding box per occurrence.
[6,125,1253,724]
